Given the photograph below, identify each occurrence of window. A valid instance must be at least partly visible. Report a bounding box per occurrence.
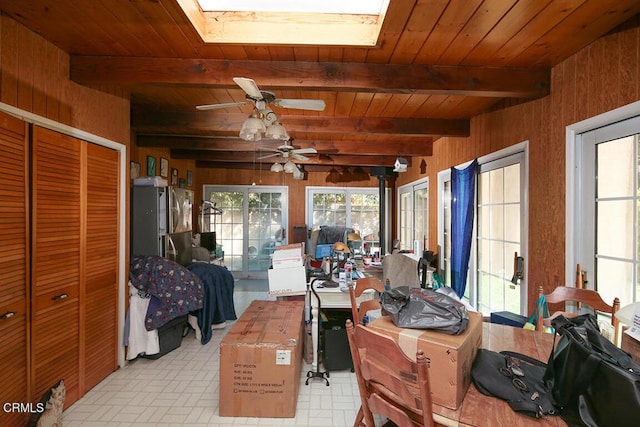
[398,178,429,253]
[475,156,524,315]
[438,143,528,315]
[307,187,384,250]
[571,111,640,308]
[180,0,391,46]
[203,185,287,278]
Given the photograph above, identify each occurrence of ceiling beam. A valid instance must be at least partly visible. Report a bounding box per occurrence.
[136,135,433,156]
[194,161,387,175]
[71,57,550,98]
[132,111,469,137]
[172,149,403,167]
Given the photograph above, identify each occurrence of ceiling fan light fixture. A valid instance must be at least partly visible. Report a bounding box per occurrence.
[283,160,297,173]
[270,162,284,172]
[239,115,267,140]
[265,122,289,140]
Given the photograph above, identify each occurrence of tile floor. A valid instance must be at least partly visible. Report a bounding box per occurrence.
[63,289,361,426]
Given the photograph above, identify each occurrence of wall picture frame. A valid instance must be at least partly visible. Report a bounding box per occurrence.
[160,157,169,178]
[146,156,156,176]
[187,170,193,187]
[171,168,178,185]
[130,161,140,180]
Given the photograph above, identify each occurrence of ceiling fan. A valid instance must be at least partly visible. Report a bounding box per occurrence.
[257,140,318,162]
[196,77,326,112]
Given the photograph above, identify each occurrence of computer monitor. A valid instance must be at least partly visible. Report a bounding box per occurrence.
[315,244,333,260]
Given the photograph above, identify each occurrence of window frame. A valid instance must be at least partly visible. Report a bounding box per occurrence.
[566,100,640,290]
[437,141,529,312]
[306,186,389,250]
[397,177,429,253]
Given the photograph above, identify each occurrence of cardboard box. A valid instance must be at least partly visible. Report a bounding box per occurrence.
[268,265,307,297]
[272,243,305,268]
[367,311,483,410]
[219,300,305,418]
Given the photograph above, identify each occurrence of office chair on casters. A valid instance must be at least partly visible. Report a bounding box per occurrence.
[346,319,435,427]
[536,285,621,346]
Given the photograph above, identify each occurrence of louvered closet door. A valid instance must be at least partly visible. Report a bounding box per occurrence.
[0,112,29,427]
[82,143,119,392]
[31,126,81,406]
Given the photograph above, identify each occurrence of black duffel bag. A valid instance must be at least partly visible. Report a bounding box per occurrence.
[380,286,469,334]
[471,349,558,418]
[545,314,640,427]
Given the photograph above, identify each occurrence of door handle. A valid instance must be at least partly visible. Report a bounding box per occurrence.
[52,293,69,301]
[0,311,16,320]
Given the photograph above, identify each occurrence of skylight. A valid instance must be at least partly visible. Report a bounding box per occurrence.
[198,0,387,15]
[177,0,390,46]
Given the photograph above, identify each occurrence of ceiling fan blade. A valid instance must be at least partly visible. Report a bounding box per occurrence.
[257,153,281,160]
[196,101,248,111]
[292,147,317,155]
[256,147,280,153]
[273,98,326,111]
[233,77,263,100]
[292,153,309,161]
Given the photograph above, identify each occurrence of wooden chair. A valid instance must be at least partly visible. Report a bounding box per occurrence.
[536,285,621,345]
[346,319,434,427]
[349,276,386,325]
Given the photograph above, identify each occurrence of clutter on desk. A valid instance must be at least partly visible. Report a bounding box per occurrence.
[381,286,469,334]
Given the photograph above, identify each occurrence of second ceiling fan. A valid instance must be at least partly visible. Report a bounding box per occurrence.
[258,140,317,162]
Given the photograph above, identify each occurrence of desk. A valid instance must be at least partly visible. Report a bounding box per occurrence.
[308,280,375,377]
[432,323,566,426]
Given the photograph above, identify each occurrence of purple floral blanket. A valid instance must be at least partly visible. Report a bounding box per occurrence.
[129,255,204,330]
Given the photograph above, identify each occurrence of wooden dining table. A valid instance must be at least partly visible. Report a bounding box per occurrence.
[432,322,566,427]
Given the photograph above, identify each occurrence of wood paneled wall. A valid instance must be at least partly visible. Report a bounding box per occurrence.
[398,17,640,313]
[0,14,130,146]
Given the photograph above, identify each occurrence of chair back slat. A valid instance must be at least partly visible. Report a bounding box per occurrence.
[346,319,434,427]
[536,285,621,345]
[349,276,385,324]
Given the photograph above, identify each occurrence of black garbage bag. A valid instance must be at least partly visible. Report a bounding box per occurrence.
[381,286,469,334]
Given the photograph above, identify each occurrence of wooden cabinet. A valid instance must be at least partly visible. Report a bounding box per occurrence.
[0,112,29,427]
[0,116,120,420]
[31,126,83,405]
[83,143,120,392]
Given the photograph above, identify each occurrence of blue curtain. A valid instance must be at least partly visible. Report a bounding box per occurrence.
[450,159,478,298]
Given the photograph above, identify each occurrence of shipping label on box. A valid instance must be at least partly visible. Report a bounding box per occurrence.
[368,311,483,410]
[219,300,305,418]
[268,265,307,297]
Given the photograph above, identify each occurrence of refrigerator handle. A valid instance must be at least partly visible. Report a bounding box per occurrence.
[167,235,177,261]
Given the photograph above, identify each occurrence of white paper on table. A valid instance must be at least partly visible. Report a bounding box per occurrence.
[624,304,640,342]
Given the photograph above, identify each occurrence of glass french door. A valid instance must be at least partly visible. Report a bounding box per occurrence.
[474,153,525,315]
[398,179,429,253]
[203,185,288,278]
[577,115,640,308]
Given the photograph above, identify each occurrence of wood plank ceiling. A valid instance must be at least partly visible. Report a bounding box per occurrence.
[1,0,639,171]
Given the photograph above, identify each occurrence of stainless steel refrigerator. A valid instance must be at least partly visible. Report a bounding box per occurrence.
[131,186,194,266]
